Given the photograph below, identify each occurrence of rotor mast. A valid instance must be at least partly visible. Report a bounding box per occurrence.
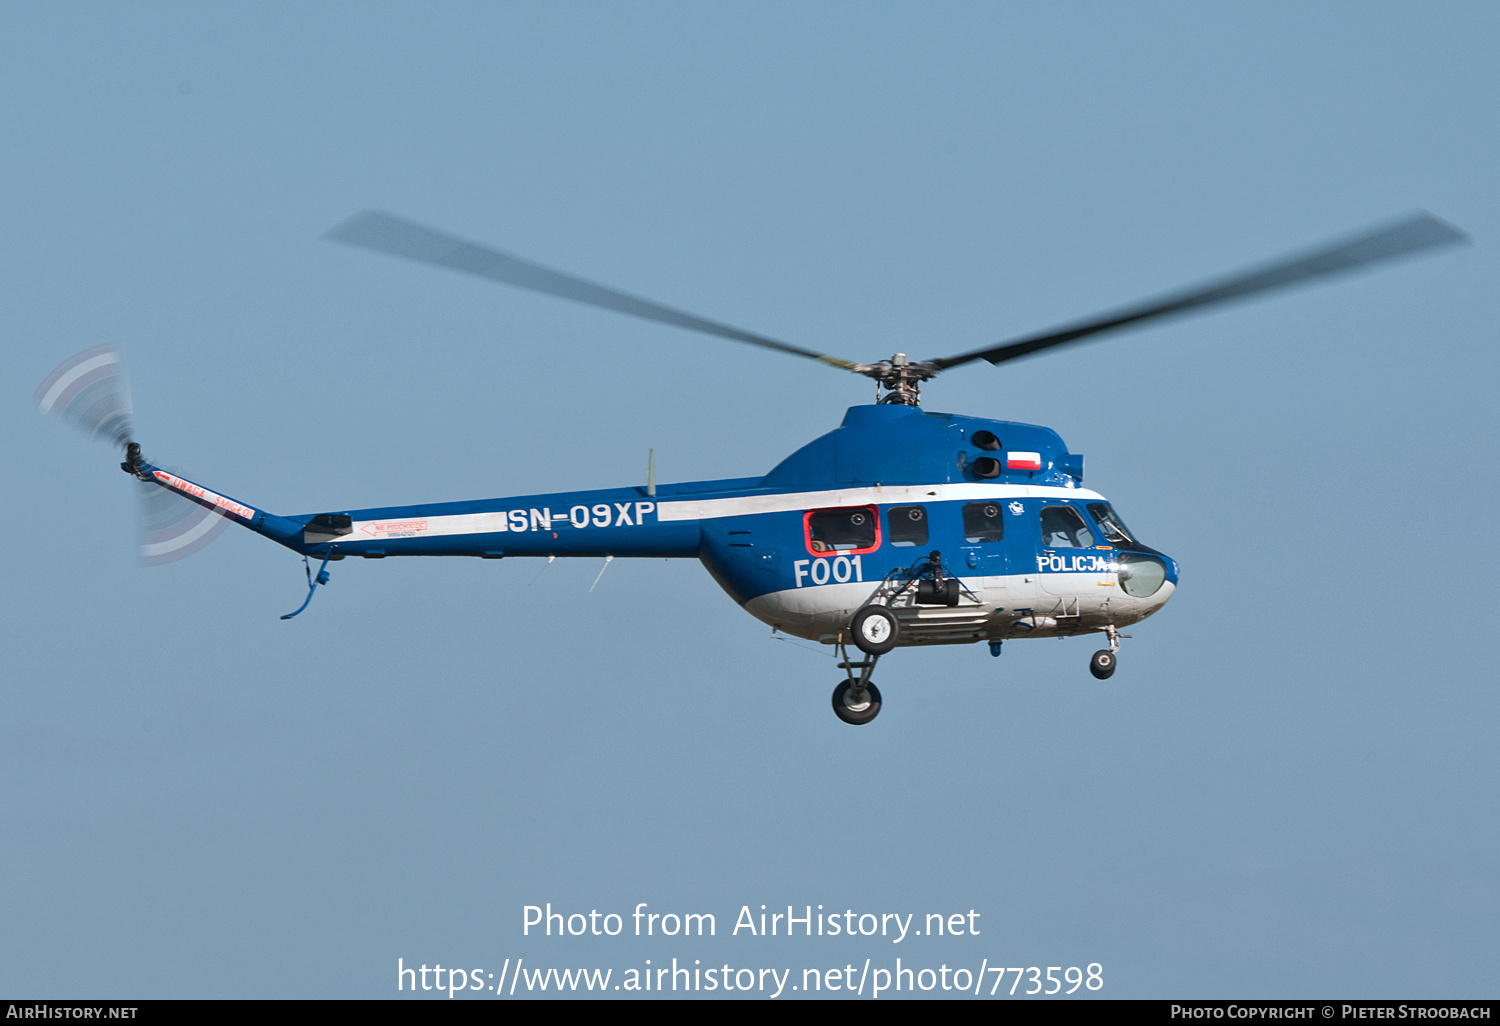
[855,353,938,406]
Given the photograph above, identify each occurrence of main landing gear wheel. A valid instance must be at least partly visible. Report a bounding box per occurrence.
[832,680,882,725]
[1089,649,1117,680]
[851,605,899,656]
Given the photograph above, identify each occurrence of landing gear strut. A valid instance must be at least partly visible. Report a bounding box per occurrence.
[1089,624,1127,680]
[832,633,883,725]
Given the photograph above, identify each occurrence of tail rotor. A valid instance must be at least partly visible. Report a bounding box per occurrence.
[35,345,227,565]
[33,343,134,446]
[135,468,231,565]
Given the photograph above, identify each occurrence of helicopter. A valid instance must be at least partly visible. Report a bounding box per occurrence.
[36,210,1466,724]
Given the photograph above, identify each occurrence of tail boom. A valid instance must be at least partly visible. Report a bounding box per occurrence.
[291,489,700,559]
[129,462,704,560]
[131,463,305,551]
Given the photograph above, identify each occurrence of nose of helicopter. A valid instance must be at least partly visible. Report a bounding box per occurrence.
[1116,549,1178,614]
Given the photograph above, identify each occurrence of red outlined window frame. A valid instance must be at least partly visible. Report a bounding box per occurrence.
[803,504,882,558]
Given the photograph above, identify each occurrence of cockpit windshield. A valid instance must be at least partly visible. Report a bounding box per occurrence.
[1086,503,1138,547]
[1039,506,1095,548]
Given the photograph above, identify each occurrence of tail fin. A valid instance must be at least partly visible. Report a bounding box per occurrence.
[37,345,303,562]
[131,462,304,553]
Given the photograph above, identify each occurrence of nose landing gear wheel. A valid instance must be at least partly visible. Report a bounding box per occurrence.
[851,605,899,656]
[1089,649,1117,680]
[832,680,882,725]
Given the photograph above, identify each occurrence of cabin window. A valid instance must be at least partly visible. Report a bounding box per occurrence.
[887,505,929,546]
[962,502,1004,543]
[1085,502,1137,546]
[1040,505,1096,548]
[804,506,880,556]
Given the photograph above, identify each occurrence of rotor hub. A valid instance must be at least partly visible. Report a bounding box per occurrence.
[856,353,939,406]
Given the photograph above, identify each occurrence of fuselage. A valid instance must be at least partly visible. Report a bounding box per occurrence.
[145,404,1178,648]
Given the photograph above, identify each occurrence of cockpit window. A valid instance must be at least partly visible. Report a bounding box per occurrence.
[1040,506,1096,548]
[962,502,1004,543]
[887,505,929,547]
[805,506,879,555]
[1085,502,1137,546]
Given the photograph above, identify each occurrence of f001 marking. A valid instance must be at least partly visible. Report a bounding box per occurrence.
[793,555,863,588]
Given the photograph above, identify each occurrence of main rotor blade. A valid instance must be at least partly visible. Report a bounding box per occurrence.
[931,212,1468,370]
[325,210,859,370]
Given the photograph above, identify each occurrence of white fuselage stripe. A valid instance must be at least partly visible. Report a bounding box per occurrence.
[348,511,512,541]
[329,484,1104,541]
[654,483,1104,522]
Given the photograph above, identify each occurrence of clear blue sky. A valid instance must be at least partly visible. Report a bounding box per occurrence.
[3,1,1496,999]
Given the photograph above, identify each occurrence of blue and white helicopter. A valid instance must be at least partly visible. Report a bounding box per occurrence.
[38,212,1465,723]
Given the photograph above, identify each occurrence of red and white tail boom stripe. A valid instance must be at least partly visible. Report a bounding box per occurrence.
[152,470,256,521]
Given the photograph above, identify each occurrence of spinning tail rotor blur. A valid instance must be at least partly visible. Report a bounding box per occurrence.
[34,344,228,565]
[135,472,230,565]
[33,343,134,445]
